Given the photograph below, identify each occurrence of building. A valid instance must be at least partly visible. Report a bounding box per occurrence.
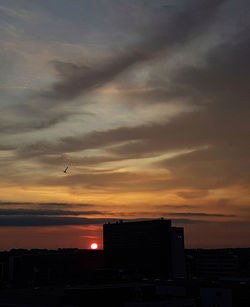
[0,249,104,287]
[186,249,239,279]
[200,279,250,307]
[64,281,198,307]
[103,219,186,279]
[171,227,186,279]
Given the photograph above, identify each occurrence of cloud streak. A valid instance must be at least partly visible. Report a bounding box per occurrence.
[167,212,236,217]
[0,216,118,227]
[0,208,104,216]
[0,201,94,208]
[0,216,214,227]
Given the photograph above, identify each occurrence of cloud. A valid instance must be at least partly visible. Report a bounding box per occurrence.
[172,219,209,225]
[167,212,235,217]
[177,190,208,199]
[0,208,104,216]
[0,112,69,134]
[2,1,250,211]
[43,0,225,101]
[17,26,250,159]
[0,201,94,208]
[0,216,118,227]
[0,5,40,23]
[36,171,173,193]
[0,215,213,227]
[0,216,166,227]
[38,153,123,167]
[111,210,236,219]
[157,146,250,189]
[26,24,250,192]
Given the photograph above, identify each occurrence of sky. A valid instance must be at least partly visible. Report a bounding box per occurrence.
[0,0,250,250]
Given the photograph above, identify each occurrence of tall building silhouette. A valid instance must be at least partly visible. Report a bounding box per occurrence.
[103,218,186,279]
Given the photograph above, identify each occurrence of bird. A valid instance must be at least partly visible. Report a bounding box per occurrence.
[63,166,68,173]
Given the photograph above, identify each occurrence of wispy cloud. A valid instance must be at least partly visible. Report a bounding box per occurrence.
[43,0,225,102]
[0,5,38,22]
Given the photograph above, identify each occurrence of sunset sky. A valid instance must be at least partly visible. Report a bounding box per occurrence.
[0,0,250,250]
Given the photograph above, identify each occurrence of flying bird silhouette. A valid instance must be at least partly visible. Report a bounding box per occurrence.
[63,166,68,173]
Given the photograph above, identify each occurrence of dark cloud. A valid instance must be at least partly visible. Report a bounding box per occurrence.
[16,111,227,158]
[167,212,235,217]
[172,219,209,225]
[0,215,212,227]
[44,0,225,101]
[38,153,123,167]
[17,124,154,157]
[156,199,249,217]
[52,60,90,79]
[37,202,94,209]
[0,201,94,208]
[177,190,208,199]
[171,37,250,111]
[157,204,198,210]
[0,208,103,216]
[0,115,68,134]
[0,90,73,135]
[111,210,236,219]
[0,144,16,151]
[157,146,250,189]
[0,216,118,227]
[37,171,173,192]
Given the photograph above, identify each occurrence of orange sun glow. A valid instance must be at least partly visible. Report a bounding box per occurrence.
[90,243,98,250]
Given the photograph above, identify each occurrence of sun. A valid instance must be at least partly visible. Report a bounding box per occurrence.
[90,243,98,250]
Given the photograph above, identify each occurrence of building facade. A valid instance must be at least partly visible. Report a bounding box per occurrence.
[103,219,186,279]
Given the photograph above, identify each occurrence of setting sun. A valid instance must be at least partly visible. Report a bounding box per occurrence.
[90,243,98,250]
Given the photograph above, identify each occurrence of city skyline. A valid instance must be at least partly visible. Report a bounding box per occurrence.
[0,0,250,250]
